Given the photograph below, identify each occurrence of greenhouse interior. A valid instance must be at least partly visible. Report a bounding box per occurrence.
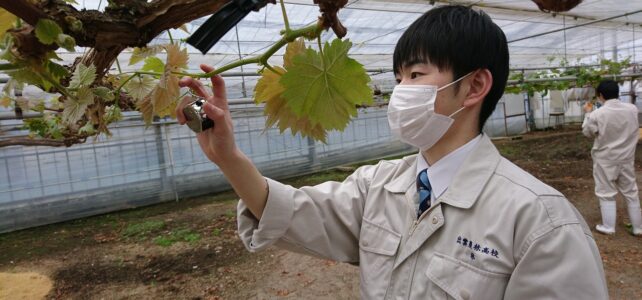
[0,0,641,299]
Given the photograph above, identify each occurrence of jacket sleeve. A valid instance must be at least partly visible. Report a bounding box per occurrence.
[236,163,379,263]
[581,111,598,138]
[503,223,609,299]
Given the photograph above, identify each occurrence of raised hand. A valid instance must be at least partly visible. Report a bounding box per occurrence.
[176,64,238,165]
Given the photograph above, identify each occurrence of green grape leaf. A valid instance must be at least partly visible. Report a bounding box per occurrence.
[255,66,326,142]
[104,105,123,123]
[35,19,63,45]
[50,127,64,140]
[69,63,96,89]
[50,96,63,110]
[46,51,63,61]
[125,75,155,100]
[32,100,45,113]
[0,37,14,61]
[93,86,114,101]
[55,33,76,52]
[63,87,94,124]
[0,9,17,39]
[23,118,48,137]
[45,61,70,81]
[141,56,165,74]
[280,39,372,131]
[129,46,163,65]
[7,68,44,88]
[1,78,23,97]
[79,122,96,135]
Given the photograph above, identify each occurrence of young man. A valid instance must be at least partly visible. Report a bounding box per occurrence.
[177,5,608,299]
[582,79,642,236]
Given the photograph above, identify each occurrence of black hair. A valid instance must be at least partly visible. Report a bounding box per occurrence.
[393,5,509,132]
[596,80,619,100]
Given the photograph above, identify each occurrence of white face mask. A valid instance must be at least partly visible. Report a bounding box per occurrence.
[387,73,472,151]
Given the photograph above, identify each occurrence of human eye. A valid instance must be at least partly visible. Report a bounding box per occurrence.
[410,72,424,79]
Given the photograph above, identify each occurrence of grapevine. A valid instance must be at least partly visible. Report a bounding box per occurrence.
[0,0,371,147]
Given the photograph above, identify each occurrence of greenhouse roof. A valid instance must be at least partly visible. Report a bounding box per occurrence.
[62,0,642,71]
[144,0,642,68]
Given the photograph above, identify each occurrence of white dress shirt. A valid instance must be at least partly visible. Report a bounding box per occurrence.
[416,134,482,209]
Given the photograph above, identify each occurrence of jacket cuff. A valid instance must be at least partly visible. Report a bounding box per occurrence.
[237,177,295,252]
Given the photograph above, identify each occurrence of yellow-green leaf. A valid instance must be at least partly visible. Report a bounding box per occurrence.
[141,56,165,73]
[7,69,44,89]
[93,86,114,101]
[32,101,45,113]
[63,87,94,125]
[129,46,163,65]
[35,19,63,45]
[45,61,70,81]
[104,105,123,123]
[69,63,96,89]
[0,9,17,39]
[125,75,155,100]
[255,66,326,142]
[280,39,372,131]
[50,96,63,110]
[255,66,285,105]
[55,33,76,52]
[79,122,95,135]
[284,38,305,69]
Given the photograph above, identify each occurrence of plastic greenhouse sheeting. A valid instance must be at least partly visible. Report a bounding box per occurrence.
[64,0,642,69]
[0,104,415,233]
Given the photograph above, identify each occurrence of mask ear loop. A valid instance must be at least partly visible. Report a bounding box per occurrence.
[441,71,476,118]
[437,71,475,92]
[448,106,466,118]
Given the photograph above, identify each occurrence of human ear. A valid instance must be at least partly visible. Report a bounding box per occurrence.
[462,69,492,108]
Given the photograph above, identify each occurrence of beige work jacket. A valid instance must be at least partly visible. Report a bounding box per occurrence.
[582,98,639,164]
[237,135,608,299]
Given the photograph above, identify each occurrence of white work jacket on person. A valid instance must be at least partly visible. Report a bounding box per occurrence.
[582,98,639,164]
[237,135,608,299]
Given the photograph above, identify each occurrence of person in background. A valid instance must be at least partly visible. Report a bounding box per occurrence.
[178,5,608,299]
[583,79,642,236]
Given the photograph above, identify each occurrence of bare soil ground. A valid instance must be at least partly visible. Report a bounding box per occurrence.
[0,127,640,299]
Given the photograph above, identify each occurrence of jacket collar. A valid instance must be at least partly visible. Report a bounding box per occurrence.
[383,134,501,209]
[383,154,417,194]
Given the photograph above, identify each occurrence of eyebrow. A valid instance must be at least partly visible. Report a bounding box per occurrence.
[403,59,428,69]
[395,59,429,75]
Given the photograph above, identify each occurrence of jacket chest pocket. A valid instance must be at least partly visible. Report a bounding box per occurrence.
[359,218,402,298]
[424,253,509,300]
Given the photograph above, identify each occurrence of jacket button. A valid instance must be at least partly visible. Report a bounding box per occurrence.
[432,217,438,224]
[363,241,369,247]
[461,289,471,300]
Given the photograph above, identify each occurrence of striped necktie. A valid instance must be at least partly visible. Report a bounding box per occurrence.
[417,168,432,218]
